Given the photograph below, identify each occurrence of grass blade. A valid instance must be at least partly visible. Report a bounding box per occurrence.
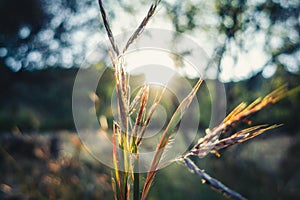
[141,79,203,200]
[112,122,123,199]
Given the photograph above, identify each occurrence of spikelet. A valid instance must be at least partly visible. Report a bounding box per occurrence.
[189,85,288,158]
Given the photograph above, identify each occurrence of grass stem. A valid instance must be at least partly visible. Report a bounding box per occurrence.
[133,154,140,200]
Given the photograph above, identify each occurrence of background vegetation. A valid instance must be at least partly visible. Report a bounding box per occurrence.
[0,0,299,199]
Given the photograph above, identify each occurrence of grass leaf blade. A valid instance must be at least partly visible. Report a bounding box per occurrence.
[141,78,203,200]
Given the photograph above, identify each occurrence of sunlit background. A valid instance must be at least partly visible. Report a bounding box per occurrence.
[0,0,300,199]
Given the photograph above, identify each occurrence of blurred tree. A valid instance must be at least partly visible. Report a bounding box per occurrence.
[0,0,48,70]
[0,0,299,132]
[165,0,300,80]
[0,0,299,78]
[0,0,103,71]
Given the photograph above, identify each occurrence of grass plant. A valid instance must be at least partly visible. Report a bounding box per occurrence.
[96,1,298,199]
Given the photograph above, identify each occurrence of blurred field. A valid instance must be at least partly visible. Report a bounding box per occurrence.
[1,128,300,199]
[1,65,300,199]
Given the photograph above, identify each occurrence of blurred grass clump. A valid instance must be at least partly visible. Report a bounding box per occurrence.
[0,132,112,199]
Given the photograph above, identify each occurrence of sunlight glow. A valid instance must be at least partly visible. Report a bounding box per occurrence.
[109,10,273,83]
[125,50,176,85]
[124,48,203,85]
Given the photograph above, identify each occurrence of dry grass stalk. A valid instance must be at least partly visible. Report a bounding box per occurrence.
[183,157,247,200]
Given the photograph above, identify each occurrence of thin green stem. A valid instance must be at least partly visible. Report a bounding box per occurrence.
[133,154,140,200]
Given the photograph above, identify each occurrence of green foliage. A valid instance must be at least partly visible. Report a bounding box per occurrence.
[0,66,77,131]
